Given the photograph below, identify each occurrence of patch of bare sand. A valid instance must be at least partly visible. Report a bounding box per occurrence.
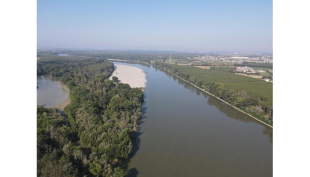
[195,66,210,70]
[56,83,71,110]
[109,64,146,88]
[56,97,71,110]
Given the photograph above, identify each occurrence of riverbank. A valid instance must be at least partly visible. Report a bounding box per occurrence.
[107,59,150,66]
[37,75,71,110]
[109,63,147,88]
[159,66,273,128]
[128,62,272,177]
[107,60,272,128]
[54,82,71,110]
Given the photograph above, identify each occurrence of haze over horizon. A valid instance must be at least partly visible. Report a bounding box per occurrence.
[38,0,272,53]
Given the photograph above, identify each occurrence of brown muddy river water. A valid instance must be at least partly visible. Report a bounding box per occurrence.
[111,62,273,177]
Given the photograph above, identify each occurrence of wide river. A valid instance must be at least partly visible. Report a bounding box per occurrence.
[37,63,272,177]
[111,62,272,177]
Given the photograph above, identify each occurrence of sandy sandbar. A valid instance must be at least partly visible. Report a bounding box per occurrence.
[109,64,146,88]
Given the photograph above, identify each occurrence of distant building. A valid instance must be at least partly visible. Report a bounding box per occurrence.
[257,70,266,73]
[236,66,256,73]
[178,63,192,66]
[231,57,249,59]
[264,79,271,82]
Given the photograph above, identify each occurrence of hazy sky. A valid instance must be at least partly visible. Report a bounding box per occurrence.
[38,0,272,53]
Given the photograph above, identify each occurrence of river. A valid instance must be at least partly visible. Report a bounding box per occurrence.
[37,63,272,176]
[37,75,70,110]
[110,62,272,177]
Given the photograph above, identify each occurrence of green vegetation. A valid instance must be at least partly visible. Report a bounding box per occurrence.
[251,67,270,71]
[262,75,273,80]
[37,56,98,76]
[156,63,273,125]
[37,50,202,64]
[37,57,143,176]
[234,62,273,68]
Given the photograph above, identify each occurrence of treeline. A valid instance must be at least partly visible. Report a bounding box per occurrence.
[155,63,273,126]
[234,62,273,68]
[37,56,99,77]
[66,50,201,63]
[37,58,144,176]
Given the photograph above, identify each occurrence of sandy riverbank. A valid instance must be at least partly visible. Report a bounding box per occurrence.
[55,82,71,110]
[109,64,147,88]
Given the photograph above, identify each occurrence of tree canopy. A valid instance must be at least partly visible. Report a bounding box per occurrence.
[37,58,143,176]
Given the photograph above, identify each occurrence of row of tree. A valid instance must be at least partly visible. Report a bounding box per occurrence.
[37,58,144,176]
[155,63,273,126]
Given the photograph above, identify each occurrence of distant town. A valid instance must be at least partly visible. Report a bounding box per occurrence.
[152,52,273,83]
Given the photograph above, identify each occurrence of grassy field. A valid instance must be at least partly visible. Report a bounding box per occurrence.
[155,58,193,65]
[166,64,273,107]
[235,73,263,79]
[252,67,271,71]
[195,66,210,70]
[234,62,273,69]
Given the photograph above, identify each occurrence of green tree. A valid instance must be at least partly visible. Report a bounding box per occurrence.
[112,76,119,83]
[89,161,103,177]
[113,167,127,177]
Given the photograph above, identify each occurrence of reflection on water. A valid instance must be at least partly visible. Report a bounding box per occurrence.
[169,73,273,144]
[112,62,272,177]
[37,75,69,109]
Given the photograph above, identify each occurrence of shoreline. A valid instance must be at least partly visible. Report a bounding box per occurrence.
[55,82,71,111]
[159,67,273,128]
[37,75,71,111]
[106,60,272,128]
[107,59,150,66]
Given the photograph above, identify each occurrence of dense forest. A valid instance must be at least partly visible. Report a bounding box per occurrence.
[155,63,273,126]
[37,55,95,76]
[37,57,143,176]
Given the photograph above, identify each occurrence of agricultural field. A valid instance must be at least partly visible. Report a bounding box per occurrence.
[235,73,263,79]
[195,66,211,70]
[234,62,273,69]
[167,64,272,105]
[252,67,271,71]
[235,69,272,79]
